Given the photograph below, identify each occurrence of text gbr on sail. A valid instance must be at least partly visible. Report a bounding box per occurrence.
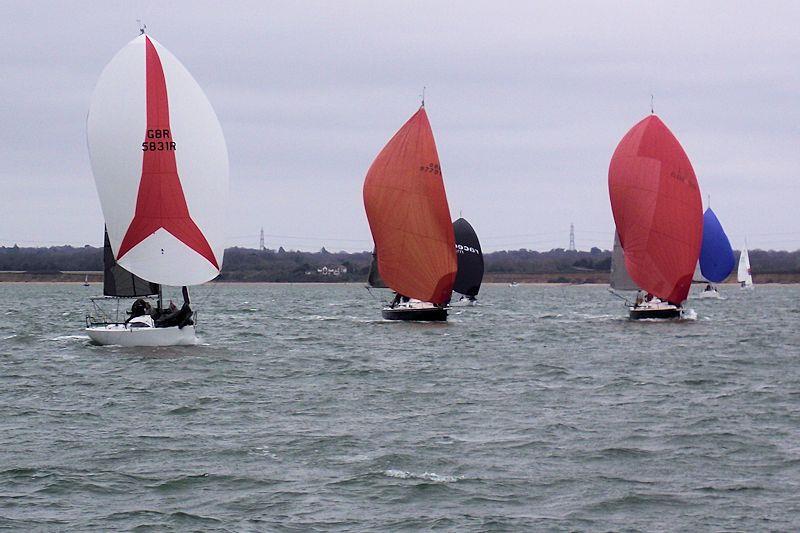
[142,129,176,151]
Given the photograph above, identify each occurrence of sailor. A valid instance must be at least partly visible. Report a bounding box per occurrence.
[705,283,713,292]
[635,290,644,307]
[154,286,194,329]
[125,298,151,323]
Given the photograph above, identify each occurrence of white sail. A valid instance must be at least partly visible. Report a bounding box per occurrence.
[737,246,753,288]
[692,261,708,283]
[87,35,228,287]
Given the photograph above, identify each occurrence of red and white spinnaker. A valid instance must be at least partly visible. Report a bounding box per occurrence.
[87,35,228,287]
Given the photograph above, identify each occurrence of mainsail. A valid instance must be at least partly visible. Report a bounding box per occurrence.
[362,107,457,304]
[610,231,638,291]
[698,207,735,283]
[738,246,753,287]
[87,34,229,287]
[367,249,387,288]
[608,115,703,303]
[103,227,159,297]
[453,218,484,297]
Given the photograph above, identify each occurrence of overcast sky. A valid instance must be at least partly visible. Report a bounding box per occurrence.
[1,1,798,252]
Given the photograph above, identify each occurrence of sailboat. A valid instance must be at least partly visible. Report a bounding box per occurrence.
[693,207,735,299]
[738,244,754,290]
[608,114,702,319]
[363,106,457,321]
[451,218,484,306]
[83,274,90,287]
[84,31,228,346]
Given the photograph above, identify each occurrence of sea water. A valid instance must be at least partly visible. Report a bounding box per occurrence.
[1,283,798,530]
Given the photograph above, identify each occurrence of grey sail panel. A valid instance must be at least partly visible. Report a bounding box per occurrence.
[103,227,159,297]
[692,261,708,283]
[610,231,638,291]
[452,218,484,297]
[367,249,387,288]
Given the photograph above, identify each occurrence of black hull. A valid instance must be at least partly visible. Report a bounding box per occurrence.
[628,307,681,320]
[381,306,447,321]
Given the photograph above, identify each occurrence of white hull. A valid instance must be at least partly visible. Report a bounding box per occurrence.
[86,323,197,347]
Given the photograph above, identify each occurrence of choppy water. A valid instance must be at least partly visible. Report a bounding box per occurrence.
[1,282,799,531]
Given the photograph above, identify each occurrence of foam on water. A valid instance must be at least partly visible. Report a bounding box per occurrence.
[383,470,464,483]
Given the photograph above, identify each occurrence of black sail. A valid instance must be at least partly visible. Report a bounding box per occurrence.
[453,218,484,297]
[103,227,159,297]
[367,249,387,288]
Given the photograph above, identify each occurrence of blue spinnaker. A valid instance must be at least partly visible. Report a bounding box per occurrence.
[699,208,735,283]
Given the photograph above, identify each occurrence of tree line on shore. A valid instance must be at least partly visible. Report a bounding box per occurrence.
[1,244,799,282]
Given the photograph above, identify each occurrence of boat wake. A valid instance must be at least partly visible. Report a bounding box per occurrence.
[682,309,698,321]
[51,334,91,342]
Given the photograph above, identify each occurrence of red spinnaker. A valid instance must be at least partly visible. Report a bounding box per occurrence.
[608,115,702,303]
[363,108,457,304]
[117,37,218,269]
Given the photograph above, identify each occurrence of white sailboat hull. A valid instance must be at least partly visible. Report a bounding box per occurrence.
[696,288,723,299]
[86,323,197,347]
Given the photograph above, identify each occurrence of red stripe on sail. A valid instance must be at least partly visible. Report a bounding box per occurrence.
[117,37,219,269]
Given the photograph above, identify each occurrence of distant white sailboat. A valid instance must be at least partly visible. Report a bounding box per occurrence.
[738,244,754,290]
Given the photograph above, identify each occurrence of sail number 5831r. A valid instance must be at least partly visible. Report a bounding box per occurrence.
[142,129,176,151]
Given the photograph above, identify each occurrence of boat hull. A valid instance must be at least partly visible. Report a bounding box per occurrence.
[697,289,722,299]
[86,323,197,347]
[628,305,681,320]
[381,306,447,321]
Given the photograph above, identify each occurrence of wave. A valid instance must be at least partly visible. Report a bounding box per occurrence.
[383,469,464,483]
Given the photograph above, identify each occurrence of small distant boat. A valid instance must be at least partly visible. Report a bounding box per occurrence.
[608,114,702,319]
[363,106,457,321]
[509,281,519,288]
[692,207,735,299]
[451,218,483,306]
[83,274,90,287]
[738,244,754,290]
[84,32,228,346]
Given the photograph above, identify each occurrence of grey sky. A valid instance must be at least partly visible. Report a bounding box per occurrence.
[1,1,798,252]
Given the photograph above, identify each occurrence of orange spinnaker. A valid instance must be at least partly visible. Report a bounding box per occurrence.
[608,115,703,303]
[363,108,457,304]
